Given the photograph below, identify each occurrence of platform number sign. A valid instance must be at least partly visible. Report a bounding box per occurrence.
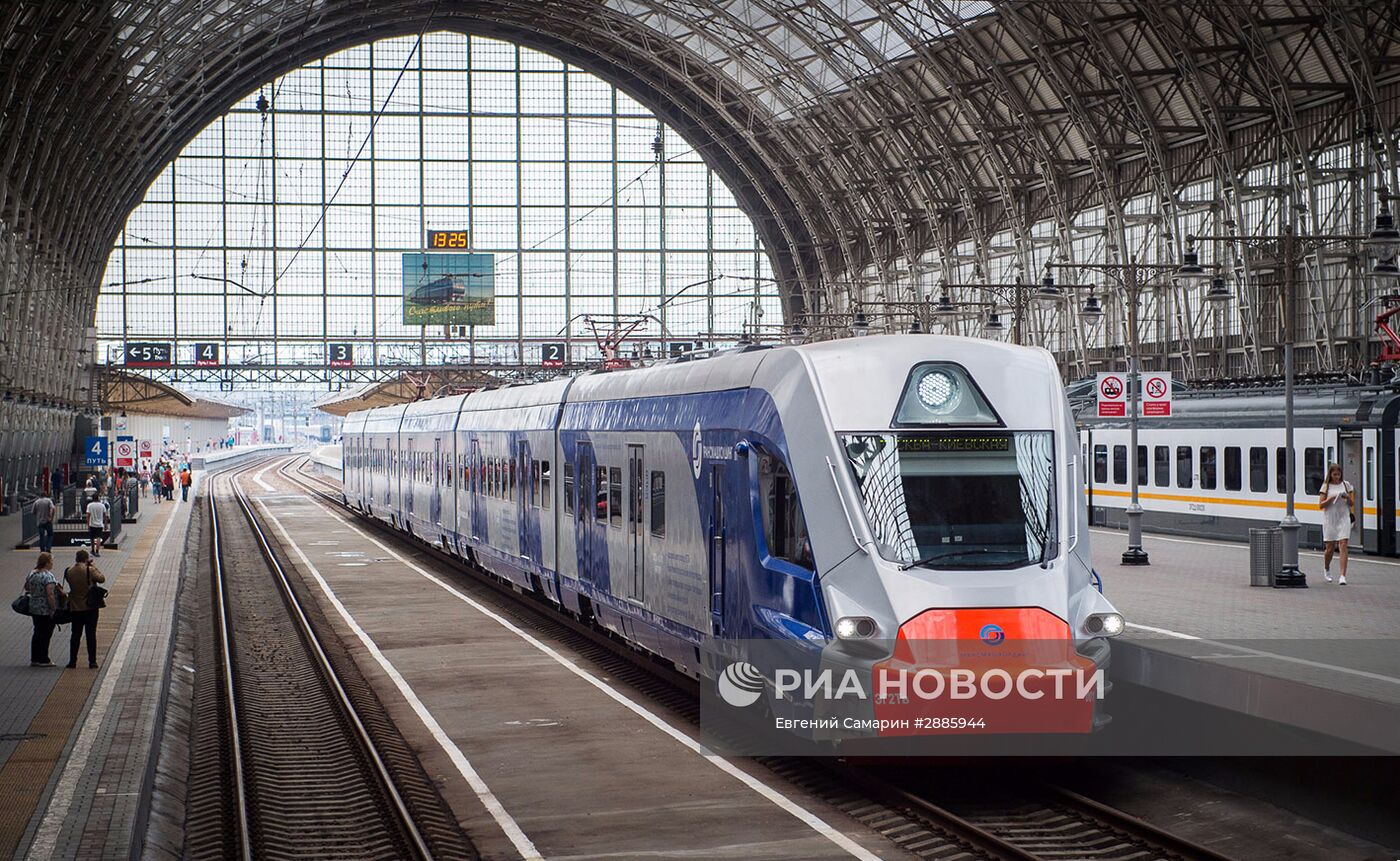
[84,436,108,467]
[1096,372,1127,418]
[124,342,172,368]
[1143,371,1172,416]
[193,342,220,367]
[668,341,702,357]
[328,343,353,368]
[541,342,565,369]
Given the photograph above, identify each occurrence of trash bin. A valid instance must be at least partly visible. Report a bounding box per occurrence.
[1249,528,1281,587]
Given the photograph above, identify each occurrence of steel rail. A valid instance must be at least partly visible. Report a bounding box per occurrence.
[210,458,435,861]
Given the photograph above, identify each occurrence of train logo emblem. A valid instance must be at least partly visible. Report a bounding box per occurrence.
[692,419,704,479]
[717,662,765,707]
[979,624,1006,645]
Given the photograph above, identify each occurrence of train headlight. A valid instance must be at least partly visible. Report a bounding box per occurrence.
[894,362,1001,426]
[1084,612,1125,637]
[915,369,961,413]
[835,616,878,640]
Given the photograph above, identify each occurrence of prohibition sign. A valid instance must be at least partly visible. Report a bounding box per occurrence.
[1145,377,1168,399]
[1100,376,1123,399]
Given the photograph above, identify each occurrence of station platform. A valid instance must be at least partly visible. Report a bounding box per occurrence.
[0,482,196,859]
[246,468,911,860]
[1091,527,1400,754]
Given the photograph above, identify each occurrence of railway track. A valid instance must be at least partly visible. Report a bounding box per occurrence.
[188,458,472,861]
[281,455,1237,861]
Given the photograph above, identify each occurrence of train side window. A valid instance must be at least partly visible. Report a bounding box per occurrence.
[1249,447,1268,493]
[650,471,665,537]
[1112,445,1127,485]
[595,466,608,520]
[1154,446,1170,487]
[1275,447,1291,495]
[531,460,541,507]
[1093,445,1107,484]
[1200,447,1217,489]
[563,462,574,514]
[1224,447,1242,491]
[1303,447,1324,493]
[759,454,811,567]
[1176,446,1193,488]
[541,461,551,510]
[1137,445,1148,487]
[1366,446,1375,501]
[609,466,623,527]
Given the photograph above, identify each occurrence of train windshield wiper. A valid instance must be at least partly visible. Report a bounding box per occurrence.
[900,548,1025,570]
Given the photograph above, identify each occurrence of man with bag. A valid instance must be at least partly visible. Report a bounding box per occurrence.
[63,550,106,668]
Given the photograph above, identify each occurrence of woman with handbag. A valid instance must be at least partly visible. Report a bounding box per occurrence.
[63,550,106,668]
[1318,463,1355,585]
[23,552,64,667]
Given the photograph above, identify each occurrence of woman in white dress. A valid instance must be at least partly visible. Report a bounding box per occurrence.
[1318,463,1354,584]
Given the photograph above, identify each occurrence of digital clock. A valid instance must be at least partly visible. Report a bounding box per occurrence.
[427,229,469,249]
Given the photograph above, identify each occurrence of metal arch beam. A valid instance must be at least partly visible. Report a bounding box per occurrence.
[5,0,1400,403]
[6,2,831,334]
[750,0,968,300]
[607,0,872,309]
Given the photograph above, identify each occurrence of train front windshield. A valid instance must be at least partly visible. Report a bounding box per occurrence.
[842,432,1056,569]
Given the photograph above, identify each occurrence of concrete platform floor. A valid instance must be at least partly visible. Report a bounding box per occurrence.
[249,469,909,861]
[1091,527,1400,752]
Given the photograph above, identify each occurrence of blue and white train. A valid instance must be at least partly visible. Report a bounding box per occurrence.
[342,336,1123,736]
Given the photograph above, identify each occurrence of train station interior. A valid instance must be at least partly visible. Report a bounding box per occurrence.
[1,2,1398,859]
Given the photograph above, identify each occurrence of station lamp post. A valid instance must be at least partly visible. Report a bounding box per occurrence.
[1183,190,1398,586]
[1044,258,1228,566]
[932,277,1041,343]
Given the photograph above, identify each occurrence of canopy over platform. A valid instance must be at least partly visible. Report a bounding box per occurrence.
[315,368,505,417]
[101,368,250,419]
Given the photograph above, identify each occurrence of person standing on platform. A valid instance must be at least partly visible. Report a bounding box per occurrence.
[179,466,192,501]
[32,493,55,553]
[85,493,109,557]
[139,464,150,501]
[162,466,175,501]
[63,550,104,669]
[25,552,63,667]
[1319,463,1355,585]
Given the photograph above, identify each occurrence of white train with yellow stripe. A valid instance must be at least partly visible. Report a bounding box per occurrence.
[1077,384,1400,555]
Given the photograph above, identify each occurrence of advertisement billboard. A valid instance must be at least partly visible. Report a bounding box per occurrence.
[401,253,495,326]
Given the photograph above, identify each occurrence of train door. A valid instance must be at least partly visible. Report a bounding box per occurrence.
[708,463,727,635]
[467,439,481,544]
[576,441,595,585]
[517,439,532,566]
[627,445,645,603]
[1340,432,1364,548]
[432,437,444,529]
[1363,428,1381,554]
